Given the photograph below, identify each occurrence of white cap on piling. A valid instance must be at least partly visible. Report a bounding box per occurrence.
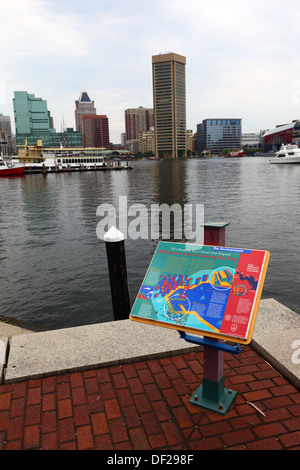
[103,226,125,242]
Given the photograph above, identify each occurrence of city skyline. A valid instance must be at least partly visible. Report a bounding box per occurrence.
[1,0,300,143]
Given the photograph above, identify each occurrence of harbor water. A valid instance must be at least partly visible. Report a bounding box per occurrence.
[0,157,299,330]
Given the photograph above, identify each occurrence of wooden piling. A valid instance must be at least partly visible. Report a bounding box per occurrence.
[104,226,131,321]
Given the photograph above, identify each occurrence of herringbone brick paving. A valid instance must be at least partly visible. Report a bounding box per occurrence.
[0,345,300,450]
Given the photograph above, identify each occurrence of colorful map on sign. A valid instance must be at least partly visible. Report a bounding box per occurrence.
[130,242,269,343]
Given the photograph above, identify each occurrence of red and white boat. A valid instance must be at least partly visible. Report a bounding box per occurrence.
[0,156,25,176]
[227,149,247,157]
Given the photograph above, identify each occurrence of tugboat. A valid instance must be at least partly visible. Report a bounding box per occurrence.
[226,149,247,157]
[0,156,25,176]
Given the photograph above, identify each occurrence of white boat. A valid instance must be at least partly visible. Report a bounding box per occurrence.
[269,144,300,164]
[41,149,107,172]
[16,149,107,173]
[16,140,132,173]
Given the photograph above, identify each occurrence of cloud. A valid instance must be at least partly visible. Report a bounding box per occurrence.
[0,0,89,59]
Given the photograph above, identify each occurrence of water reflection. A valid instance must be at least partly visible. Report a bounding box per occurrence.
[22,175,60,246]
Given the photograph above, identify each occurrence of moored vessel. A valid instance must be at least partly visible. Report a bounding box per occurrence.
[0,156,25,176]
[269,144,300,164]
[226,149,247,157]
[16,139,132,173]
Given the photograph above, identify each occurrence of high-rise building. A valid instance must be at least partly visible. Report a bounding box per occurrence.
[0,114,13,155]
[75,92,96,133]
[186,130,194,153]
[139,130,155,154]
[124,106,154,146]
[125,107,145,141]
[197,119,242,154]
[13,91,57,146]
[82,115,110,148]
[13,91,82,148]
[121,133,126,146]
[146,108,154,131]
[152,52,187,158]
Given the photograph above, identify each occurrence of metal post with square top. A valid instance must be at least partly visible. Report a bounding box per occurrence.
[204,222,229,247]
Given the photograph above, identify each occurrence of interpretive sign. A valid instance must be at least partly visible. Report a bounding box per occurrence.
[130,242,269,344]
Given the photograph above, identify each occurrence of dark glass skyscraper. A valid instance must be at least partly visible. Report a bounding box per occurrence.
[197,119,242,153]
[152,53,187,158]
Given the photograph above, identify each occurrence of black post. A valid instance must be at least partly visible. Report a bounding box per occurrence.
[104,226,131,321]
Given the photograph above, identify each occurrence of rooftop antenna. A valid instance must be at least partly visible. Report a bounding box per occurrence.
[61,115,66,133]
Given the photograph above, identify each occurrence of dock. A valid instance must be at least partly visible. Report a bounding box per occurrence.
[23,164,133,175]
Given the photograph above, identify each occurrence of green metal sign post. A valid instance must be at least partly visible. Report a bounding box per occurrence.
[179,332,241,414]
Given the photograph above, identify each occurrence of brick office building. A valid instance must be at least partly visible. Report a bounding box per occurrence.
[82,115,110,148]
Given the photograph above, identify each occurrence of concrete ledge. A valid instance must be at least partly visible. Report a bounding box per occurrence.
[252,298,300,390]
[253,298,300,336]
[4,320,200,383]
[252,328,300,390]
[3,298,300,388]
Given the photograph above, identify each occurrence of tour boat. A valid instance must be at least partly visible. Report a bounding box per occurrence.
[15,140,132,173]
[269,144,300,164]
[0,157,25,176]
[16,148,131,173]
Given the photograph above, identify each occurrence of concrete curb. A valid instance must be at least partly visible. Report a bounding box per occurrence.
[1,298,300,388]
[251,298,300,390]
[2,320,201,383]
[0,338,8,384]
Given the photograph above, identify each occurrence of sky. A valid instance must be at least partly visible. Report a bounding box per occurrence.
[1,0,300,144]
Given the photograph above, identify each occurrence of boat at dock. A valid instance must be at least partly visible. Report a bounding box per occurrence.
[0,156,25,176]
[21,157,132,174]
[226,149,247,158]
[269,144,300,164]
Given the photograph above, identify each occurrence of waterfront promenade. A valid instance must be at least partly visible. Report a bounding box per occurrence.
[0,298,299,450]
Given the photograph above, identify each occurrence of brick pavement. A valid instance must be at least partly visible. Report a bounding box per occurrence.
[0,345,300,450]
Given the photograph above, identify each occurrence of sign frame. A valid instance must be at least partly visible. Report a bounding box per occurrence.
[129,241,270,345]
